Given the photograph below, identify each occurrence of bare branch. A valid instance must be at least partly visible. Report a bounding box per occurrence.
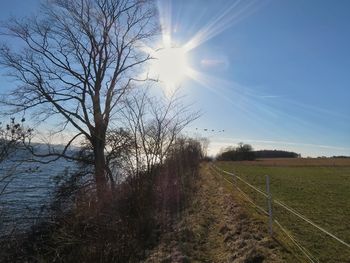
[0,0,159,200]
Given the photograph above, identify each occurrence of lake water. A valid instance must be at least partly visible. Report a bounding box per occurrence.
[0,156,77,237]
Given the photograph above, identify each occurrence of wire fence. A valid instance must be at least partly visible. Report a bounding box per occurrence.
[210,164,350,263]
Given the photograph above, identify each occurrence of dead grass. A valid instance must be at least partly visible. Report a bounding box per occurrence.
[144,164,290,262]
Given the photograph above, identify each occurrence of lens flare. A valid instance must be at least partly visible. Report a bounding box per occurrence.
[150,46,189,89]
[142,0,258,96]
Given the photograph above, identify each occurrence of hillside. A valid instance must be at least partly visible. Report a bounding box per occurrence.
[144,164,292,262]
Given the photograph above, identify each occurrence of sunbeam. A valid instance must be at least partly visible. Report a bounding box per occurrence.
[157,0,172,48]
[183,0,260,51]
[143,0,260,96]
[146,0,347,152]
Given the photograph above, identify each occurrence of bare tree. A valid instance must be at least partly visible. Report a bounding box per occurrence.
[0,0,158,201]
[0,118,33,196]
[0,118,32,163]
[115,90,200,178]
[195,137,209,158]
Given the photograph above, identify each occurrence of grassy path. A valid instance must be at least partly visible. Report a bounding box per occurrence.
[144,164,290,262]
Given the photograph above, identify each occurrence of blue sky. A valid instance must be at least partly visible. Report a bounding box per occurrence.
[0,0,349,157]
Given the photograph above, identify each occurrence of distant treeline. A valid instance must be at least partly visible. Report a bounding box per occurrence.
[216,143,255,161]
[255,150,300,159]
[216,143,300,161]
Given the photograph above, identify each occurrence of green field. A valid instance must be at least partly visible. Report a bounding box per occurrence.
[215,159,350,263]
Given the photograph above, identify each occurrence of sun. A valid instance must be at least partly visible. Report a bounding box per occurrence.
[149,46,191,92]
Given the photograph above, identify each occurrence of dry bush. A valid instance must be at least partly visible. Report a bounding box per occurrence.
[1,137,203,263]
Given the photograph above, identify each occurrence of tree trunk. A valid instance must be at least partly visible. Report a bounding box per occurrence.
[93,133,108,202]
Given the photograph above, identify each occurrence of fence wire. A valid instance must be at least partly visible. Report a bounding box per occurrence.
[211,164,350,262]
[211,167,268,216]
[274,219,319,263]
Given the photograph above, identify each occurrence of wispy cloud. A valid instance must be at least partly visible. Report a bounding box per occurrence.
[200,58,228,68]
[258,95,283,99]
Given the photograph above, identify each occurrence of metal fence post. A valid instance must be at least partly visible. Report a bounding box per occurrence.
[266,175,273,236]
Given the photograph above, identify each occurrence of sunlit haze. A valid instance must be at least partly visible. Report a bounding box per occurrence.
[1,0,350,157]
[149,46,190,93]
